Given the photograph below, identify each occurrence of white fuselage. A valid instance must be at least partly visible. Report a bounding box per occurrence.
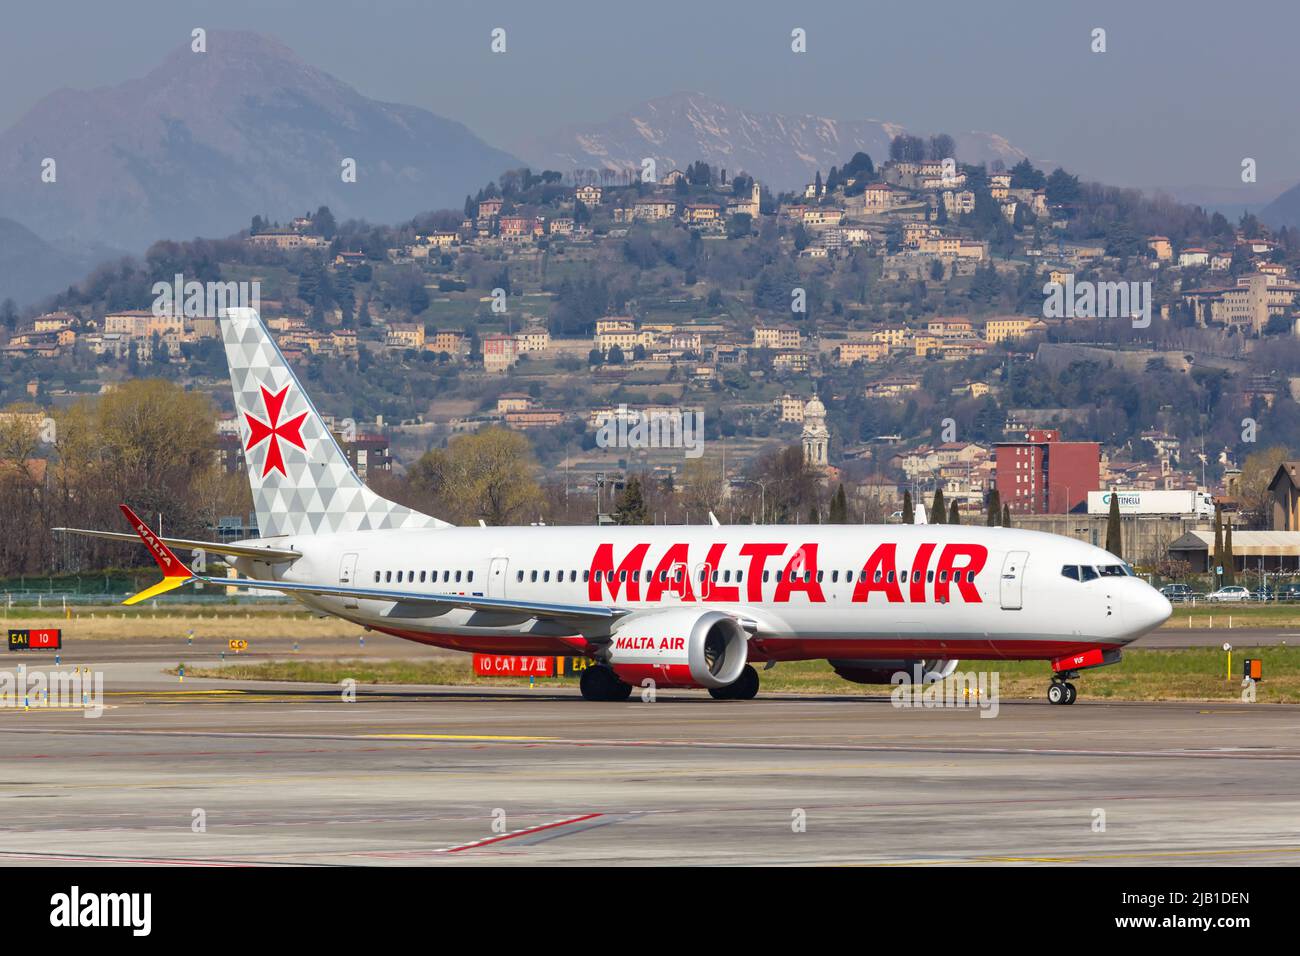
[235,523,1171,663]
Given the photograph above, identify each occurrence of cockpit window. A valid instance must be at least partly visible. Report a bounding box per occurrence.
[1098,564,1130,577]
[1061,565,1080,581]
[1079,565,1099,582]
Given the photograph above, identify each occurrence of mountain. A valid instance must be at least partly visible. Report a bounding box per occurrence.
[0,218,122,307]
[0,31,519,257]
[1259,181,1300,229]
[514,92,1028,191]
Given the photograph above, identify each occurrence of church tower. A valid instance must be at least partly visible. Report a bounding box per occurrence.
[801,396,829,468]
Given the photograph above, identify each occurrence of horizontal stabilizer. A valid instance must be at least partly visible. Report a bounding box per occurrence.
[54,526,300,563]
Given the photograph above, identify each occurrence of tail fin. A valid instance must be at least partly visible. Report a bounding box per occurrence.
[221,307,446,538]
[119,504,194,605]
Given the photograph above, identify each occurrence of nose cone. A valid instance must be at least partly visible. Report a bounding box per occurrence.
[1129,584,1172,636]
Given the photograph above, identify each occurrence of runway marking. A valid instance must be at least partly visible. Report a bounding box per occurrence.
[438,813,604,853]
[885,845,1300,865]
[361,733,554,742]
[0,849,260,866]
[6,725,1300,760]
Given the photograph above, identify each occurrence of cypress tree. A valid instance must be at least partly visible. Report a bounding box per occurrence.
[1223,520,1236,586]
[987,488,1001,526]
[930,489,946,524]
[1213,505,1224,583]
[1002,503,1011,528]
[902,490,914,524]
[948,501,960,525]
[1105,492,1123,559]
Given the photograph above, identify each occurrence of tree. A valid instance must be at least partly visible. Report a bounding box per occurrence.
[1045,167,1081,205]
[929,488,946,524]
[1237,445,1290,528]
[902,489,914,525]
[948,501,960,525]
[1002,503,1011,528]
[828,483,848,523]
[613,476,650,525]
[1105,491,1123,559]
[1223,520,1236,586]
[1212,504,1224,583]
[986,488,1001,526]
[407,428,543,526]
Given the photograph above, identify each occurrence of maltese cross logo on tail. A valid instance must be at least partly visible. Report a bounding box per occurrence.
[244,384,308,477]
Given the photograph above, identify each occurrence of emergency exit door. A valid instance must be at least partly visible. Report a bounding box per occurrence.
[1000,551,1028,610]
[339,552,359,609]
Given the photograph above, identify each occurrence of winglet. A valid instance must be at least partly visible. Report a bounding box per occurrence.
[119,504,194,605]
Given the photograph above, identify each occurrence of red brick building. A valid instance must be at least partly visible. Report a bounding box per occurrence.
[995,429,1100,514]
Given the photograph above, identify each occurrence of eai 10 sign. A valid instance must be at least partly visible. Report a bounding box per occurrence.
[7,628,62,651]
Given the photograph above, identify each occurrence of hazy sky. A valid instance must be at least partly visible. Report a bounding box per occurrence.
[4,0,1297,200]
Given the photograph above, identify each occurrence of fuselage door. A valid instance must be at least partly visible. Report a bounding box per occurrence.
[1000,550,1029,610]
[488,557,509,598]
[339,552,359,609]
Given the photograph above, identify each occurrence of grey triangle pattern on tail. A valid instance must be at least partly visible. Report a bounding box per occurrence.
[221,307,447,538]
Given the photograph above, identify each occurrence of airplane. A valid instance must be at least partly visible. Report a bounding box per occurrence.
[56,308,1172,704]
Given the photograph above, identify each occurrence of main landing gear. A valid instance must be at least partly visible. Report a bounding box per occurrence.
[1047,673,1078,705]
[579,664,633,702]
[708,664,760,701]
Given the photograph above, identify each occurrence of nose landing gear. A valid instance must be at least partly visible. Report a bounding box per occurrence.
[1048,673,1078,705]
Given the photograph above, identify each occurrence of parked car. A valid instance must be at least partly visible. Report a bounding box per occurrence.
[1251,587,1276,602]
[1279,583,1300,601]
[1159,583,1196,603]
[1205,586,1251,603]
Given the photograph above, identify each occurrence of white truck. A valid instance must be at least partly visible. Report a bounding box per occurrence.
[1086,489,1215,518]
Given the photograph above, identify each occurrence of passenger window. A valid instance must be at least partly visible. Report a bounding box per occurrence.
[873,570,882,583]
[374,571,380,583]
[419,571,426,583]
[455,571,462,583]
[543,570,550,582]
[468,571,474,582]
[831,570,839,583]
[887,571,895,583]
[816,570,824,583]
[900,571,908,583]
[927,570,934,583]
[530,570,537,583]
[763,571,770,583]
[516,570,524,582]
[737,571,744,583]
[396,571,403,583]
[582,570,589,582]
[620,570,628,583]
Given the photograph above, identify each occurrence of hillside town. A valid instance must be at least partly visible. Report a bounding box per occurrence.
[6,137,1300,579]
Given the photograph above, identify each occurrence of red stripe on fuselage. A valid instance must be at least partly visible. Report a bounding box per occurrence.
[374,625,1121,664]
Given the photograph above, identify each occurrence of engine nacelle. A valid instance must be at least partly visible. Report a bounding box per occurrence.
[829,658,960,685]
[606,610,749,689]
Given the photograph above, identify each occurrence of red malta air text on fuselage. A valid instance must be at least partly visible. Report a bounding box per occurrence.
[587,542,988,604]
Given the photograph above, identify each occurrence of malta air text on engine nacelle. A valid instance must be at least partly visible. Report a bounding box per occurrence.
[586,540,989,605]
[607,609,749,689]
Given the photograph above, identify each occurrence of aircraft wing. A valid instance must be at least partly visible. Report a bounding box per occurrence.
[54,526,301,563]
[200,575,626,623]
